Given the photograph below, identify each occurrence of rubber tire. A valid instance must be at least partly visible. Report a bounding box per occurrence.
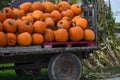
[15,63,40,76]
[48,53,82,80]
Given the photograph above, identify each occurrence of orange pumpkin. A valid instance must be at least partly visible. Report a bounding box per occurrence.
[3,19,17,33]
[32,33,44,45]
[18,21,33,34]
[13,8,25,18]
[84,29,95,41]
[75,17,88,29]
[6,33,16,46]
[62,17,72,26]
[0,32,7,47]
[17,32,32,46]
[33,21,46,34]
[54,28,68,42]
[21,15,34,24]
[51,10,62,23]
[72,16,81,23]
[57,19,70,31]
[44,29,54,42]
[42,2,55,13]
[32,10,43,20]
[3,7,17,19]
[58,1,70,12]
[26,13,32,16]
[61,9,74,18]
[44,17,55,29]
[69,26,84,42]
[19,2,32,13]
[70,4,82,15]
[0,22,3,31]
[43,13,51,20]
[31,1,44,11]
[0,12,6,22]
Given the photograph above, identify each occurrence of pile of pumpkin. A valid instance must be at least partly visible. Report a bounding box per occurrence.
[0,1,95,47]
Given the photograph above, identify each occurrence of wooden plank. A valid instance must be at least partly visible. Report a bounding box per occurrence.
[0,46,100,57]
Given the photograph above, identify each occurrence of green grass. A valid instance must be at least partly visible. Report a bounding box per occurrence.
[0,69,49,80]
[0,63,49,80]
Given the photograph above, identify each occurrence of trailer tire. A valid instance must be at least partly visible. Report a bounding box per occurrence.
[48,53,82,80]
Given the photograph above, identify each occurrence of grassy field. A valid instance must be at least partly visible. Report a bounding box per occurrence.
[0,69,49,80]
[0,64,49,80]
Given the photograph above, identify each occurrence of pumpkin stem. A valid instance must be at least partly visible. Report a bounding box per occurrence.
[59,21,64,29]
[5,9,9,13]
[67,18,71,21]
[63,7,67,11]
[72,23,76,27]
[14,15,19,20]
[77,5,80,8]
[59,21,63,24]
[25,21,30,25]
[9,21,14,26]
[9,39,14,43]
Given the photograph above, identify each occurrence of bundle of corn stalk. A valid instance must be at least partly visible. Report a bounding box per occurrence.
[81,0,120,70]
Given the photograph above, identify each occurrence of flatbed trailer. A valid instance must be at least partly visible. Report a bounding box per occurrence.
[0,0,99,80]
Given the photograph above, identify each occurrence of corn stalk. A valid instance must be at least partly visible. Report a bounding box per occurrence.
[82,0,120,68]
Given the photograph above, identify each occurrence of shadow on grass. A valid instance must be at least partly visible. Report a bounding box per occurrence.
[0,69,49,80]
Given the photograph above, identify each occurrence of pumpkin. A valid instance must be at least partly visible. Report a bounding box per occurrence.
[61,9,74,18]
[43,13,51,20]
[54,28,68,42]
[57,19,70,31]
[26,13,32,16]
[18,21,33,34]
[69,26,84,42]
[17,32,32,46]
[44,17,55,29]
[3,7,17,19]
[42,2,55,13]
[32,10,43,20]
[33,21,46,34]
[13,8,25,18]
[21,15,34,24]
[51,10,62,23]
[0,32,7,47]
[6,33,16,46]
[84,29,95,41]
[44,29,54,42]
[32,33,44,45]
[3,19,17,33]
[31,1,44,11]
[0,11,6,22]
[75,17,88,29]
[58,1,70,12]
[0,22,3,31]
[72,16,80,23]
[70,4,82,15]
[19,2,32,13]
[62,17,72,26]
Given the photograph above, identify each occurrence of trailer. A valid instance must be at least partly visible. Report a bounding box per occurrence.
[0,0,99,80]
